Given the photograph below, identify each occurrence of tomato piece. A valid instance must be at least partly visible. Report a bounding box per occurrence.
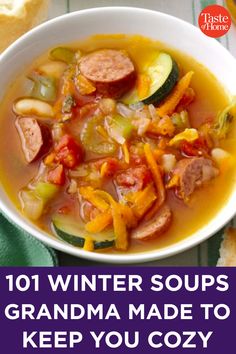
[130,154,146,166]
[180,141,199,157]
[116,165,152,191]
[180,137,210,157]
[55,134,78,151]
[194,137,210,152]
[55,134,83,168]
[92,158,120,177]
[58,205,71,215]
[56,147,79,169]
[47,164,65,186]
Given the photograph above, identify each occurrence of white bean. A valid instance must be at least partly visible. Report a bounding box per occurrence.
[38,61,67,79]
[13,98,54,117]
[211,148,232,165]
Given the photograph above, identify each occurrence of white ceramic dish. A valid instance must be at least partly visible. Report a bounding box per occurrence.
[1,7,236,264]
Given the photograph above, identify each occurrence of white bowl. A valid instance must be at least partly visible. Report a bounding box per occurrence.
[1,7,236,264]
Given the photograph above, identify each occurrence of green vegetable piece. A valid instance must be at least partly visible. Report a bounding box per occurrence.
[105,115,133,144]
[80,115,117,155]
[35,182,59,203]
[20,190,44,221]
[213,100,236,139]
[142,52,179,105]
[50,47,75,64]
[52,214,115,249]
[30,73,57,102]
[171,110,190,130]
[122,52,179,105]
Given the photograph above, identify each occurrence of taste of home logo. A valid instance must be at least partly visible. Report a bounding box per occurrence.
[198,4,232,38]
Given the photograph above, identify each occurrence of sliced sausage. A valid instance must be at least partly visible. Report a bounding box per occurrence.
[131,205,172,241]
[79,49,136,98]
[173,157,219,199]
[15,117,51,163]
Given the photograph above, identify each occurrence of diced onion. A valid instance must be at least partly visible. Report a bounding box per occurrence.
[133,118,150,136]
[148,104,159,121]
[161,154,177,173]
[116,103,134,118]
[129,102,144,110]
[69,165,89,178]
[52,123,64,142]
[67,179,78,194]
[22,79,34,96]
[135,107,150,120]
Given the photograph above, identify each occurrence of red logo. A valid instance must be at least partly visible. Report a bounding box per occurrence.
[198,4,231,38]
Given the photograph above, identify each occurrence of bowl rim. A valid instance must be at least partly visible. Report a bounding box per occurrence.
[0,6,236,264]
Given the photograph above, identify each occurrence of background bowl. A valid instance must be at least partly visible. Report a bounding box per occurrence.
[1,7,236,264]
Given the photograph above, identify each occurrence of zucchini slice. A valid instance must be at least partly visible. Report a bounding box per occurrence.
[52,214,115,250]
[142,52,179,105]
[122,52,179,105]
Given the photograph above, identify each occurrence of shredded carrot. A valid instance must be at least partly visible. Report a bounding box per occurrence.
[137,73,151,99]
[166,174,180,189]
[144,144,165,202]
[92,190,129,250]
[153,148,165,162]
[96,125,109,139]
[83,188,137,250]
[100,162,109,178]
[157,71,194,117]
[125,183,157,219]
[44,152,55,166]
[119,203,137,228]
[62,80,74,96]
[53,97,63,117]
[93,189,115,205]
[76,74,96,95]
[85,212,112,233]
[83,237,94,252]
[79,186,109,212]
[144,143,165,220]
[94,189,136,228]
[111,203,128,251]
[122,142,130,164]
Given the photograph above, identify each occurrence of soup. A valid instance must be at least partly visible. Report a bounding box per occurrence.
[0,34,235,254]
